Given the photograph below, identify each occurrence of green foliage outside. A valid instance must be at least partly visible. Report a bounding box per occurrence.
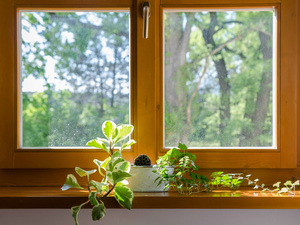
[22,10,274,149]
[164,11,274,147]
[21,12,130,147]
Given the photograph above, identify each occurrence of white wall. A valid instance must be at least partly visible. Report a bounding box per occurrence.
[1,209,300,225]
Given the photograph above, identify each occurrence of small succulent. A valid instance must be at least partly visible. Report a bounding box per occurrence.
[134,154,151,166]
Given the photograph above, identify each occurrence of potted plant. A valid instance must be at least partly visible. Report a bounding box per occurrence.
[153,143,211,194]
[61,120,135,225]
[127,154,174,192]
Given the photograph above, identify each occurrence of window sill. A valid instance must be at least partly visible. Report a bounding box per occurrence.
[1,187,300,209]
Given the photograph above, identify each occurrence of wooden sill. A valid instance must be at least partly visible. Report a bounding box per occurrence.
[1,187,300,209]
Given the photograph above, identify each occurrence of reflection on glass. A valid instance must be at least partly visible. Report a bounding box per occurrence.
[21,12,130,147]
[164,10,274,148]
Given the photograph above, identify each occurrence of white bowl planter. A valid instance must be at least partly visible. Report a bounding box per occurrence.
[127,166,174,192]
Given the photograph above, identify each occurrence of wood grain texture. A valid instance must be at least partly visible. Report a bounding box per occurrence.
[15,0,132,7]
[0,168,299,187]
[189,152,280,168]
[1,187,300,209]
[280,0,297,168]
[0,0,14,169]
[13,151,134,168]
[161,0,281,5]
[134,0,158,163]
[297,0,300,167]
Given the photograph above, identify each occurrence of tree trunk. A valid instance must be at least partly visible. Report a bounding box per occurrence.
[165,13,193,110]
[95,49,104,117]
[164,13,194,144]
[111,47,118,108]
[202,12,231,146]
[239,31,272,146]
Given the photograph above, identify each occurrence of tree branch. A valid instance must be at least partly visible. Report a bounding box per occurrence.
[186,31,246,125]
[250,27,272,37]
[49,13,128,37]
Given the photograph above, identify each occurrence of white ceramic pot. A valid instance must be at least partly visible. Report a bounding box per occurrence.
[127,166,174,192]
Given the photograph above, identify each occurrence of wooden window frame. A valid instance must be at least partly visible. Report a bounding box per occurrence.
[0,0,298,171]
[156,0,298,169]
[0,0,154,169]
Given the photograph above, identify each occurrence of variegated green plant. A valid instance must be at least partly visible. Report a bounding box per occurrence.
[61,120,135,225]
[245,175,300,195]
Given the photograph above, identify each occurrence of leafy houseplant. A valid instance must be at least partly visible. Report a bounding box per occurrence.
[61,120,136,225]
[154,144,259,194]
[153,143,211,194]
[210,172,245,190]
[155,143,300,195]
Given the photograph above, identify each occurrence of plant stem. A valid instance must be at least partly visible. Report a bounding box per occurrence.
[100,183,116,200]
[80,199,91,208]
[109,142,113,156]
[87,175,91,193]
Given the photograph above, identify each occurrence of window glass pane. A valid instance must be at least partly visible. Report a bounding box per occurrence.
[164,10,274,148]
[21,11,130,147]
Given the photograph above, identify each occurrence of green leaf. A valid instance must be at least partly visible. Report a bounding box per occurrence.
[101,184,109,192]
[112,170,132,183]
[86,139,109,154]
[91,203,106,221]
[284,181,293,186]
[278,187,289,194]
[94,157,111,176]
[97,137,109,143]
[71,205,83,225]
[185,152,197,162]
[61,174,84,191]
[102,120,117,141]
[178,143,188,151]
[90,180,108,193]
[106,156,124,172]
[114,183,134,210]
[199,174,209,183]
[293,180,300,186]
[163,183,170,190]
[273,181,281,188]
[189,172,196,180]
[169,148,181,158]
[211,171,224,177]
[120,140,136,151]
[154,176,161,183]
[157,179,163,187]
[75,167,96,177]
[112,151,123,158]
[114,161,131,173]
[176,171,182,176]
[111,127,119,140]
[222,174,230,180]
[89,192,99,206]
[114,125,134,143]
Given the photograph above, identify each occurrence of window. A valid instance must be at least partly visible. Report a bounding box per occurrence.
[163,9,275,149]
[0,0,298,172]
[20,11,130,148]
